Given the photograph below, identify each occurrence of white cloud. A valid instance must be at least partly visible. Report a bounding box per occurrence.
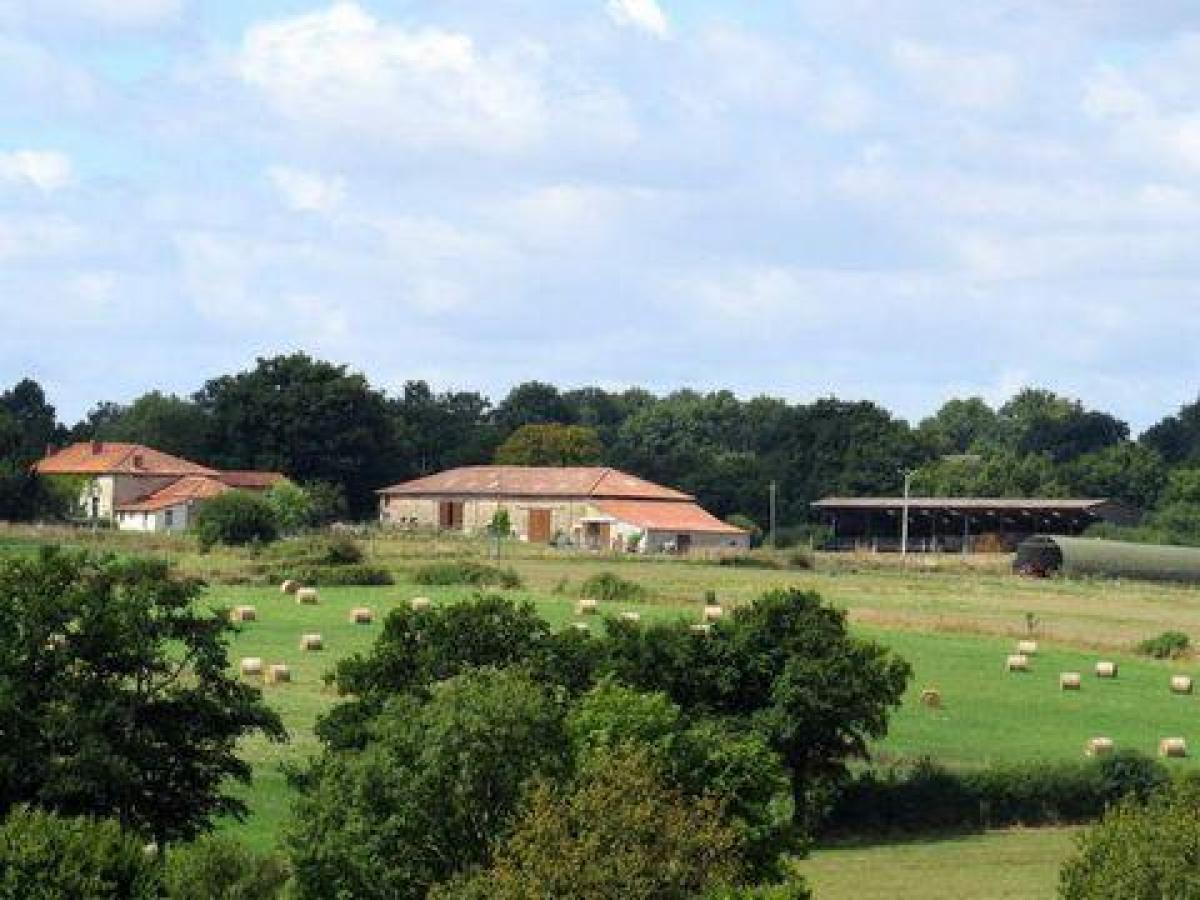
[606,0,669,38]
[237,2,546,151]
[892,39,1019,111]
[0,150,73,191]
[266,165,345,212]
[0,214,83,259]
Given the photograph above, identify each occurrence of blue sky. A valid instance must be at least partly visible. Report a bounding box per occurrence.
[4,0,1200,430]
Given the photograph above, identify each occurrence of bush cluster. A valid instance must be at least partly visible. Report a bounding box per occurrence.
[823,752,1168,836]
[410,561,523,589]
[1136,630,1191,659]
[284,564,394,587]
[578,571,647,604]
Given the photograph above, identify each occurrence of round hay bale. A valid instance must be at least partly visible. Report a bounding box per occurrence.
[230,605,257,623]
[239,657,263,677]
[1160,737,1188,758]
[280,579,300,595]
[1060,672,1082,691]
[1171,675,1194,695]
[1017,640,1038,656]
[919,688,941,709]
[619,611,641,623]
[265,663,291,685]
[702,605,724,622]
[577,597,599,616]
[300,633,323,652]
[1095,661,1118,679]
[1085,737,1114,757]
[1005,653,1030,673]
[296,588,319,606]
[410,597,431,611]
[349,607,373,625]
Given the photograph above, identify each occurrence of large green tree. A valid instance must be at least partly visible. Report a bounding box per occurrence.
[85,391,212,462]
[0,549,285,842]
[494,423,603,466]
[196,354,397,515]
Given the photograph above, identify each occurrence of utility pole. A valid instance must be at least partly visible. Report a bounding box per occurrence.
[769,480,777,550]
[900,469,913,558]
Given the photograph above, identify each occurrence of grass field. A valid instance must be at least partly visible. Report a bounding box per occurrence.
[6,525,1199,895]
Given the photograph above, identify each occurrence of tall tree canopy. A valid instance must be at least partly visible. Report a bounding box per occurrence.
[494,423,603,467]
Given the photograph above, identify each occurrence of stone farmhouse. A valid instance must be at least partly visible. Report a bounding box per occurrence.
[34,442,283,533]
[377,465,749,553]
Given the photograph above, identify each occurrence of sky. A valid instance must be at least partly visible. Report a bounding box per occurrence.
[4,0,1200,430]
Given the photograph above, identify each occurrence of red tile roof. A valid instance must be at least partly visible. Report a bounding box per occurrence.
[35,442,218,477]
[594,500,746,535]
[378,466,693,501]
[217,471,286,490]
[116,475,231,512]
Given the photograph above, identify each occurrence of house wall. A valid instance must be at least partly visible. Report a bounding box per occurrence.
[381,494,595,542]
[115,502,191,534]
[642,530,749,553]
[81,475,179,520]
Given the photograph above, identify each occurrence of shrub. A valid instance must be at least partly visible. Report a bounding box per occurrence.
[264,480,312,535]
[718,555,783,570]
[165,834,290,900]
[194,491,279,548]
[487,509,512,538]
[288,564,394,587]
[410,561,522,589]
[823,751,1169,836]
[579,571,647,604]
[0,806,160,900]
[1059,781,1200,899]
[1137,630,1191,659]
[318,535,364,566]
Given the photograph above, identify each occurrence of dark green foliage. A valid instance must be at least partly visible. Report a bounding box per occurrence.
[0,549,286,841]
[410,560,522,589]
[1137,630,1191,659]
[288,668,569,900]
[0,379,68,521]
[601,589,912,825]
[164,834,289,900]
[318,535,363,565]
[1059,781,1200,899]
[194,491,278,549]
[726,514,764,547]
[718,554,782,569]
[494,423,603,466]
[284,564,393,587]
[0,806,160,900]
[87,391,212,463]
[825,751,1168,836]
[432,747,747,900]
[578,570,648,604]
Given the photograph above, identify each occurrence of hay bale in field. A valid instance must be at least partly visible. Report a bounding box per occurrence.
[1171,675,1194,695]
[300,633,323,651]
[691,623,712,635]
[572,622,590,633]
[1005,654,1030,673]
[1085,737,1114,757]
[265,663,291,685]
[239,657,263,677]
[702,605,723,622]
[410,597,431,611]
[919,688,941,708]
[296,587,319,605]
[1095,661,1118,679]
[577,597,599,616]
[280,579,300,595]
[230,605,257,623]
[1160,737,1188,758]
[1017,640,1038,656]
[1060,672,1082,691]
[349,607,373,624]
[620,611,641,623]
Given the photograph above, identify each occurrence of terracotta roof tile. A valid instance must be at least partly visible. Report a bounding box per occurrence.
[35,442,218,477]
[594,500,746,534]
[116,475,231,512]
[217,471,286,490]
[378,466,692,501]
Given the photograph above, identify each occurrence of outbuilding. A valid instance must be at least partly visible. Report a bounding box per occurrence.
[377,465,748,553]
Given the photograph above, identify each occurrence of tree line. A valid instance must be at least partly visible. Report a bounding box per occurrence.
[8,353,1200,541]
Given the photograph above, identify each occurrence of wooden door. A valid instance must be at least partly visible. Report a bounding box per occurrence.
[438,501,464,531]
[528,508,552,543]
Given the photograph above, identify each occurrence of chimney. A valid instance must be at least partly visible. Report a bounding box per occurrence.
[91,440,103,455]
[44,443,57,458]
